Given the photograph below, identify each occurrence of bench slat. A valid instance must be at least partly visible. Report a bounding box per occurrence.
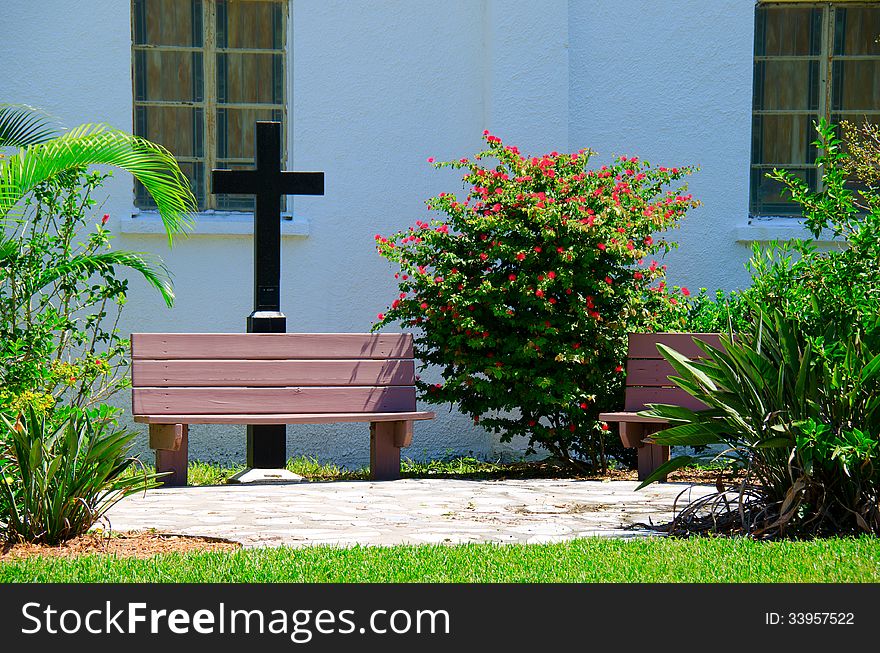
[134,411,435,425]
[627,332,723,359]
[623,386,708,412]
[625,359,678,387]
[132,359,415,387]
[131,333,413,360]
[133,386,416,415]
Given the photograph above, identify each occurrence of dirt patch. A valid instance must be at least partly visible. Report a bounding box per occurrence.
[1,531,241,561]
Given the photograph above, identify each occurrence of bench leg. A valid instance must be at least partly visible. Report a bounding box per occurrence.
[638,424,670,482]
[370,421,404,480]
[636,443,670,482]
[150,424,188,487]
[618,423,670,482]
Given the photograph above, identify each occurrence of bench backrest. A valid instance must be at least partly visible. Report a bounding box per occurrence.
[131,333,417,415]
[624,332,723,412]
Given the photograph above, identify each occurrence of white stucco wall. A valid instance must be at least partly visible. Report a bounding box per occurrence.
[1,0,771,468]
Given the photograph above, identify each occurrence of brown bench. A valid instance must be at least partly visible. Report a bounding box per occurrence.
[599,332,722,481]
[131,332,435,485]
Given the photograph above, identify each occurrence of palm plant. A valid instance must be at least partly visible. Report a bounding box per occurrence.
[0,104,193,542]
[0,103,60,148]
[0,104,196,408]
[0,104,194,235]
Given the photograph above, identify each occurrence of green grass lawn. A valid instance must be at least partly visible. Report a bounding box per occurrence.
[2,536,878,583]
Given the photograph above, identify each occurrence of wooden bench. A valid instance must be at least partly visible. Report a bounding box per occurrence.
[131,332,435,486]
[599,332,722,481]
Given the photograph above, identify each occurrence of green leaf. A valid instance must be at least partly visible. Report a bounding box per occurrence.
[0,104,62,148]
[635,455,698,490]
[647,421,727,446]
[656,343,718,392]
[755,436,795,449]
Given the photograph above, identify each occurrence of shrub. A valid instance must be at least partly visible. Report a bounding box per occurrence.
[374,132,699,471]
[639,120,880,538]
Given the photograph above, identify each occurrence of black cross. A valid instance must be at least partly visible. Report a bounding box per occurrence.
[211,121,324,469]
[212,121,324,317]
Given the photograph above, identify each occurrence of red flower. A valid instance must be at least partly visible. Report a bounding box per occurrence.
[601,423,610,431]
[569,424,576,432]
[377,313,385,320]
[681,287,691,296]
[101,213,110,225]
[420,302,429,310]
[580,402,588,409]
[605,276,613,285]
[597,243,606,251]
[427,157,435,163]
[516,252,526,261]
[508,273,517,281]
[535,289,544,298]
[549,297,557,304]
[615,365,624,372]
[547,271,556,279]
[634,271,643,280]
[534,246,542,253]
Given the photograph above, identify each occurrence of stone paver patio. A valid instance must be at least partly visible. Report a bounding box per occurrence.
[104,479,715,548]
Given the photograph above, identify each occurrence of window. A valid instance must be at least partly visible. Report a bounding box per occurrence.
[750,1,880,216]
[132,0,287,211]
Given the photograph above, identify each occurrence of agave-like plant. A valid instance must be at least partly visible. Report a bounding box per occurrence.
[638,306,880,537]
[0,407,162,544]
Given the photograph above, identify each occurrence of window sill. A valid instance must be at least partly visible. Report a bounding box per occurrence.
[121,211,310,237]
[732,217,840,245]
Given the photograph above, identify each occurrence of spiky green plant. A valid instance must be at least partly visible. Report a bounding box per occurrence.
[0,407,162,544]
[639,307,880,538]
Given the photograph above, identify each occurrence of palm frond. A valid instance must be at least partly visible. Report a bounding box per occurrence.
[0,124,195,243]
[35,250,175,307]
[0,104,62,148]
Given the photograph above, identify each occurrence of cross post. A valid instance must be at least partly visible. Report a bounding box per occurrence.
[211,121,324,472]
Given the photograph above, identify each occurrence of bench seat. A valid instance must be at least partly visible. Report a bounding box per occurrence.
[134,412,435,425]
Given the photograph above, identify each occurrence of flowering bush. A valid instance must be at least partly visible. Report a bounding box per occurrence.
[373,132,699,471]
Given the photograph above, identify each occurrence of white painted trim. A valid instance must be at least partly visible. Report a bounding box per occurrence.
[733,218,841,244]
[121,211,310,237]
